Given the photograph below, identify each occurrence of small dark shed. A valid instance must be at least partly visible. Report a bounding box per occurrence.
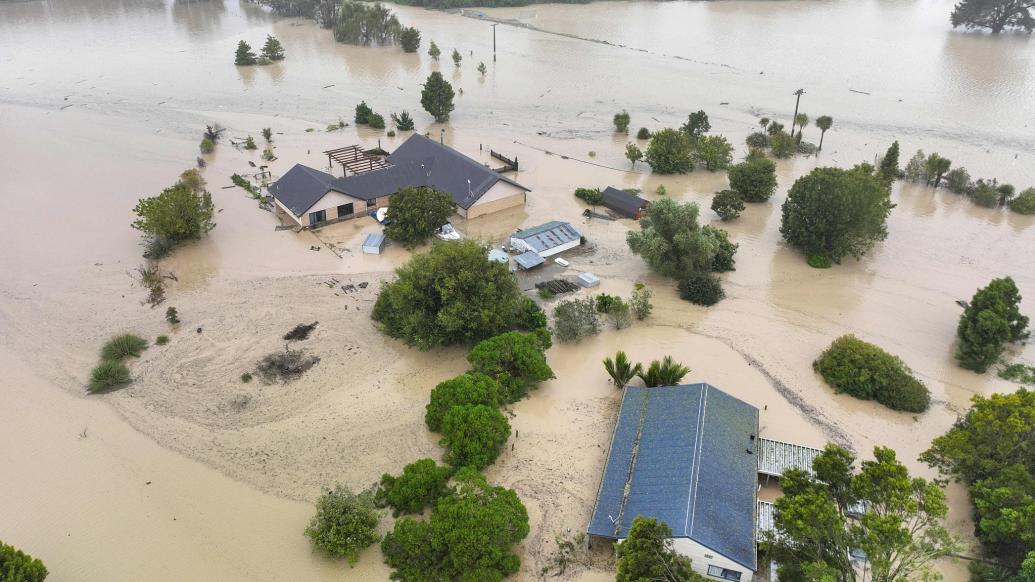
[601,187,649,219]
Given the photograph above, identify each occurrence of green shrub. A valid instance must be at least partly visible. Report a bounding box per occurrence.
[240,372,253,383]
[655,184,666,195]
[368,113,386,130]
[552,297,600,343]
[88,360,131,393]
[956,277,1029,373]
[636,127,651,140]
[468,331,554,402]
[813,335,930,412]
[807,254,832,269]
[132,182,215,242]
[1009,188,1035,215]
[440,404,510,470]
[574,187,603,205]
[387,130,396,137]
[728,157,777,203]
[630,283,653,320]
[156,335,169,346]
[425,373,501,432]
[355,101,373,124]
[101,334,148,361]
[595,293,622,314]
[165,306,180,324]
[399,26,421,52]
[0,540,48,582]
[243,136,257,150]
[678,273,725,306]
[199,137,215,154]
[711,189,744,221]
[518,297,548,331]
[703,225,737,272]
[971,180,1000,208]
[613,110,630,133]
[537,287,554,299]
[374,458,452,516]
[304,485,381,564]
[745,131,769,148]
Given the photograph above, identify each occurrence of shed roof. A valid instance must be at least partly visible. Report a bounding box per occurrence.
[388,134,529,209]
[514,251,545,270]
[511,221,581,253]
[601,187,649,218]
[588,383,759,571]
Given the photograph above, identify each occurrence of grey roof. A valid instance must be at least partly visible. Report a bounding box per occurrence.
[514,251,545,270]
[388,134,529,210]
[588,383,759,571]
[601,187,649,218]
[271,135,530,216]
[268,164,338,217]
[511,221,581,253]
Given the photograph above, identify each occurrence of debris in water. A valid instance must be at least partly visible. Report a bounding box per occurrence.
[284,321,319,342]
[322,84,335,89]
[256,349,320,384]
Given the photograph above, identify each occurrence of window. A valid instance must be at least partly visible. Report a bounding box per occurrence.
[367,199,377,208]
[336,203,354,218]
[707,565,741,582]
[308,209,326,225]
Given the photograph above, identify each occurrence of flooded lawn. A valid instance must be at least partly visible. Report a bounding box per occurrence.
[1,0,1033,579]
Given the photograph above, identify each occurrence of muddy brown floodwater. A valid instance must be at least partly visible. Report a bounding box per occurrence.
[1,0,1034,580]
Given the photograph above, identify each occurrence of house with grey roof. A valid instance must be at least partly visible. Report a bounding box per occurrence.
[588,383,760,581]
[509,221,582,258]
[269,134,530,228]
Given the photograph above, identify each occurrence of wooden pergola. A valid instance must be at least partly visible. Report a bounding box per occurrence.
[324,145,392,177]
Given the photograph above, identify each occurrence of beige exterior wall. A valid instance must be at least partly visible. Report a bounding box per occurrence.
[276,190,390,228]
[464,181,526,219]
[670,538,753,582]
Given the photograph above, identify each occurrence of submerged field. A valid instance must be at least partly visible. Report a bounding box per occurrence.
[1,0,1034,580]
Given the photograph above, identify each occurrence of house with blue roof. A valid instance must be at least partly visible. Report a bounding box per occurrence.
[589,383,760,581]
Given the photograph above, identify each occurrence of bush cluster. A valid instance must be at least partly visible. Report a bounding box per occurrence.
[374,458,452,516]
[956,277,1029,373]
[0,540,48,582]
[678,273,725,306]
[304,485,381,564]
[88,334,148,393]
[574,187,603,205]
[813,335,930,412]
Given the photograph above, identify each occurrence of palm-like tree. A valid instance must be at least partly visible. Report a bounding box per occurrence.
[758,117,770,130]
[636,356,690,388]
[814,115,833,151]
[603,351,642,388]
[794,113,809,142]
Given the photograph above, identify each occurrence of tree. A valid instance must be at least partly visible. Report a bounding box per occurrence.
[769,130,797,158]
[179,168,205,193]
[924,153,952,188]
[132,182,215,244]
[1010,188,1035,215]
[467,331,554,402]
[304,485,381,564]
[372,240,523,350]
[951,0,1035,33]
[552,297,600,343]
[475,61,486,76]
[955,277,1030,372]
[261,127,273,142]
[780,164,893,264]
[441,405,510,469]
[629,283,653,320]
[613,110,631,133]
[355,100,373,124]
[375,459,452,516]
[945,167,974,195]
[922,389,1035,568]
[681,110,711,139]
[399,26,420,52]
[878,141,900,188]
[451,48,461,67]
[692,135,734,171]
[616,517,702,582]
[383,186,456,248]
[603,351,642,387]
[420,71,455,122]
[768,445,959,582]
[261,34,285,61]
[711,189,745,221]
[678,272,725,306]
[704,225,738,272]
[368,112,386,130]
[973,179,1003,208]
[334,1,401,45]
[428,40,440,60]
[903,150,927,183]
[815,115,833,150]
[627,197,734,278]
[637,356,690,387]
[0,541,48,582]
[794,112,809,141]
[425,373,501,432]
[728,156,778,202]
[625,143,643,168]
[645,128,693,174]
[637,127,651,140]
[813,335,930,412]
[574,187,603,205]
[234,40,256,65]
[382,469,529,581]
[391,110,415,131]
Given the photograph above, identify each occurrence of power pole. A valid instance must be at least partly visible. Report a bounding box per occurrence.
[491,23,498,61]
[791,88,805,134]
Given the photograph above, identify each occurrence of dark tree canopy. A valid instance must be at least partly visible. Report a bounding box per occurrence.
[234,40,257,65]
[951,0,1035,33]
[421,71,455,122]
[0,541,48,582]
[384,186,457,248]
[956,277,1029,372]
[374,458,452,516]
[922,389,1035,568]
[769,445,958,582]
[645,128,693,174]
[780,164,893,264]
[728,157,778,203]
[372,240,524,350]
[711,189,744,221]
[399,26,421,52]
[382,469,529,581]
[627,197,735,279]
[467,331,554,402]
[425,372,502,432]
[261,35,285,61]
[681,110,711,139]
[878,141,901,188]
[615,517,703,582]
[813,335,930,412]
[440,404,511,469]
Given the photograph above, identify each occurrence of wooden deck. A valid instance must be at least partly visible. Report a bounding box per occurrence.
[757,437,822,478]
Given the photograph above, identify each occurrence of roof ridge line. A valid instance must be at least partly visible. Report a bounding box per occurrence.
[685,384,709,537]
[613,388,652,537]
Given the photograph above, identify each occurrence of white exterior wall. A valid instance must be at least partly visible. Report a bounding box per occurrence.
[274,197,304,226]
[670,538,753,582]
[537,238,579,258]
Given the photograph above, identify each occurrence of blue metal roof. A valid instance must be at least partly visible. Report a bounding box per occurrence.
[588,384,759,571]
[514,250,545,270]
[511,221,581,254]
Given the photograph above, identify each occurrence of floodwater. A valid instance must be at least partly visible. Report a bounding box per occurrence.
[1,0,1034,580]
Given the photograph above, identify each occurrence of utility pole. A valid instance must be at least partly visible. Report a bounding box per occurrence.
[491,23,498,61]
[791,88,805,134]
